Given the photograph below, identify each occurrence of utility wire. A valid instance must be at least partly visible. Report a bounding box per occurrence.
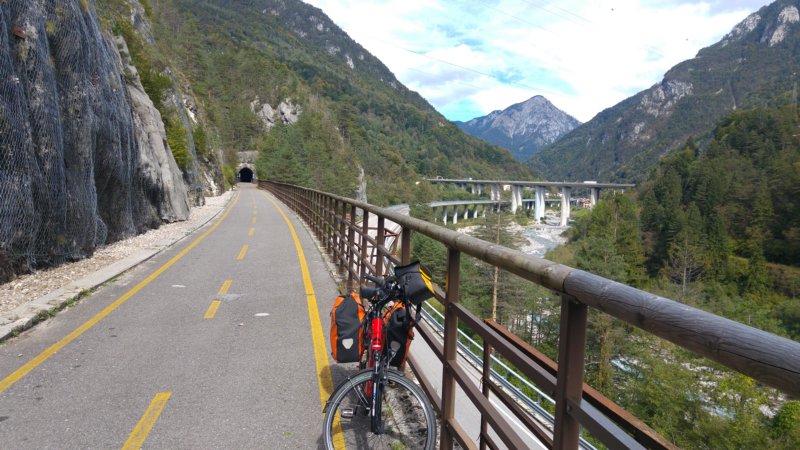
[461,0,666,58]
[520,0,597,26]
[346,28,568,100]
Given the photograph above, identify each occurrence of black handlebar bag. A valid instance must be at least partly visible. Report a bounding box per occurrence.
[393,261,435,305]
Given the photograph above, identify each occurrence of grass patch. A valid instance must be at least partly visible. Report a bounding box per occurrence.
[0,288,94,344]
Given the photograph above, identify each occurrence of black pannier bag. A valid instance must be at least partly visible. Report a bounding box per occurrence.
[329,291,365,363]
[393,260,435,305]
[384,302,414,369]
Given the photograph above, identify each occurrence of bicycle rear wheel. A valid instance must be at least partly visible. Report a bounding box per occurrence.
[323,368,437,450]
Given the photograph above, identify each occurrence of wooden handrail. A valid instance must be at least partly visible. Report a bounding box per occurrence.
[259,180,800,449]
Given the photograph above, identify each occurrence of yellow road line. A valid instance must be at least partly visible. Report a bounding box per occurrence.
[121,391,171,450]
[249,227,255,237]
[0,192,241,394]
[264,192,345,449]
[204,279,231,319]
[203,300,222,319]
[237,244,249,260]
[252,217,257,224]
[218,279,232,295]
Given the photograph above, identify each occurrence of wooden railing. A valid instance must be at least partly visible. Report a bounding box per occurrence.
[259,180,800,450]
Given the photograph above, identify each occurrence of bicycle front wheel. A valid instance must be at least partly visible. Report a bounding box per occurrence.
[322,368,437,450]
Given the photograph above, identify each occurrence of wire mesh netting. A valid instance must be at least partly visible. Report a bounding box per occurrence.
[0,0,189,280]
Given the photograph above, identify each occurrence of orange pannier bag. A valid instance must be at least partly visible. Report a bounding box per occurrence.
[383,301,414,369]
[330,291,366,363]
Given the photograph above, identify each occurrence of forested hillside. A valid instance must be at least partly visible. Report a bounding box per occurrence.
[542,106,800,447]
[138,0,532,204]
[531,0,800,183]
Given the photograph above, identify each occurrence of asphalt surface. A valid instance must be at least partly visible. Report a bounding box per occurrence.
[0,184,344,449]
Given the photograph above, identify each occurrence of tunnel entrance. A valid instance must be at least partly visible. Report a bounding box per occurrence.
[238,167,254,183]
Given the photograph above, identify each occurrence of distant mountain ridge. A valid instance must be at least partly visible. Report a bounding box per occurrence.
[529,0,800,181]
[455,95,581,161]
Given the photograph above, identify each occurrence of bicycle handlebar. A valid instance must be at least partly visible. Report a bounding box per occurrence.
[363,273,385,287]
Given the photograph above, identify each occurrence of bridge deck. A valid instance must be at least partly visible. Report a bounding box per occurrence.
[0,184,342,448]
[430,199,560,207]
[428,178,635,189]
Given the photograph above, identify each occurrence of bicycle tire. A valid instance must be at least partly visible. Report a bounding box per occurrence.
[322,368,437,450]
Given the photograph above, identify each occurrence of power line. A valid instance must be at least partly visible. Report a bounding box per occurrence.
[470,0,666,59]
[346,28,568,100]
[520,0,597,26]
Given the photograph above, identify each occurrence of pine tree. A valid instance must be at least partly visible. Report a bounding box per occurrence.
[668,203,706,302]
[472,210,526,322]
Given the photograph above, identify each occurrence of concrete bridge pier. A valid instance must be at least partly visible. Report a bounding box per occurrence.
[510,186,518,213]
[535,186,546,224]
[560,186,572,226]
[590,187,601,207]
[476,183,483,196]
[452,205,460,225]
[463,204,470,220]
[442,206,449,225]
[490,184,501,202]
[473,205,480,219]
[510,185,524,214]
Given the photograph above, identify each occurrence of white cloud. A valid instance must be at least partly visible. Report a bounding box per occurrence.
[305,0,768,122]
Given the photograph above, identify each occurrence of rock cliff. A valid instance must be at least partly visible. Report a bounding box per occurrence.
[0,0,189,280]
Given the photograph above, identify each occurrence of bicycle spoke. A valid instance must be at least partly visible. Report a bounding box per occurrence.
[324,370,436,450]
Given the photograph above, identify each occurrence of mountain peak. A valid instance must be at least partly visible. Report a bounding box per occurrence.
[717,3,799,48]
[456,96,580,161]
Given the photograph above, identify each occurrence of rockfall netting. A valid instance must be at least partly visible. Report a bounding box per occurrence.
[0,0,189,280]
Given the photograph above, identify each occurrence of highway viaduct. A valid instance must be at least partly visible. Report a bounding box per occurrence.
[427,178,636,226]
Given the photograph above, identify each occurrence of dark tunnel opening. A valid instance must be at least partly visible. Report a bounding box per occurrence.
[238,167,254,183]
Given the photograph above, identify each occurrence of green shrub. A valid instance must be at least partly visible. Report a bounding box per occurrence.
[222,164,237,189]
[165,117,190,170]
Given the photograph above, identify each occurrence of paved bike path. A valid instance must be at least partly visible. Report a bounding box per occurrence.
[0,184,344,449]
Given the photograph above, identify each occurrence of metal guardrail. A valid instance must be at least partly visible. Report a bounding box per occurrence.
[259,180,800,450]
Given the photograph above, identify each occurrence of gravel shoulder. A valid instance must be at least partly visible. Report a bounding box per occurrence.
[0,190,234,333]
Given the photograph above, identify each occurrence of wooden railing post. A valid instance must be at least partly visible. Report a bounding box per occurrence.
[299,187,306,221]
[480,342,492,450]
[325,195,332,252]
[376,216,385,277]
[553,294,588,449]
[400,226,411,265]
[338,200,347,274]
[330,198,338,264]
[307,189,312,232]
[360,210,369,280]
[348,203,357,286]
[305,188,312,225]
[312,191,320,238]
[440,248,460,450]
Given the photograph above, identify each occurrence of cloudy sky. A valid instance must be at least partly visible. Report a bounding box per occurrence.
[304,0,770,122]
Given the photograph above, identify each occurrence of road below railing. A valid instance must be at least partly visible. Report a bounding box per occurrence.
[260,180,800,450]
